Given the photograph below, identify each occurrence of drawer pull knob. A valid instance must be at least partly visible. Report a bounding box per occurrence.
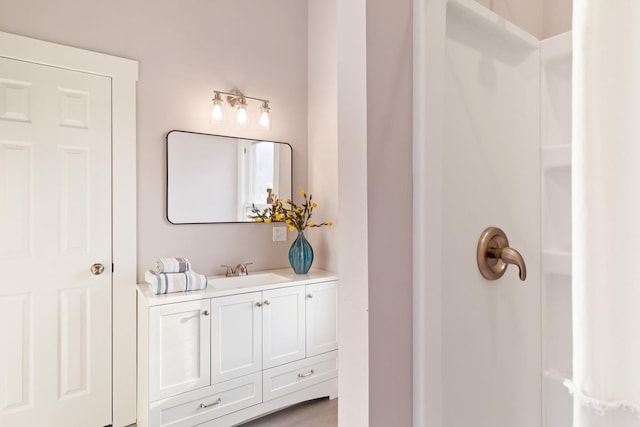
[307,294,313,299]
[256,302,263,307]
[203,310,210,316]
[298,369,315,378]
[263,300,271,306]
[200,398,222,409]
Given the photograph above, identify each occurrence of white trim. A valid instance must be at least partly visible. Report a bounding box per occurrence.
[412,0,446,426]
[0,31,138,427]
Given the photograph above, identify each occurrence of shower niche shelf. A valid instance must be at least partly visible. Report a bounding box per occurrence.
[541,30,572,427]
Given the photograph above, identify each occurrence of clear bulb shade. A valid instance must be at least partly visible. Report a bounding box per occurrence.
[259,102,271,129]
[211,102,224,121]
[236,106,248,125]
[259,110,271,128]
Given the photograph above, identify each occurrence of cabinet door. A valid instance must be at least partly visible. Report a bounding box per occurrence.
[149,299,211,401]
[262,286,306,369]
[306,281,339,357]
[211,292,262,383]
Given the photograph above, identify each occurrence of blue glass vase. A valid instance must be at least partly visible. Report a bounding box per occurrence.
[289,232,314,274]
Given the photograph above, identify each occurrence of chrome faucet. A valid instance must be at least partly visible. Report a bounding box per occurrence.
[220,262,253,277]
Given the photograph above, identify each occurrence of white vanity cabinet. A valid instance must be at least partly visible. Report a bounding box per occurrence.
[137,269,338,427]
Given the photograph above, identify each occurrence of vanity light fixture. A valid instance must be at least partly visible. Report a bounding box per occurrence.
[211,89,271,129]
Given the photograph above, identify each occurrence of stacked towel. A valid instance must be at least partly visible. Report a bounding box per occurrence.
[145,258,207,295]
[145,270,208,295]
[157,257,192,273]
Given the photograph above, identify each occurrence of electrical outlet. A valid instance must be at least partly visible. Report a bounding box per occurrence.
[272,226,288,242]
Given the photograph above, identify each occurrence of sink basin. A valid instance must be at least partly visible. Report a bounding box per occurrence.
[207,272,289,291]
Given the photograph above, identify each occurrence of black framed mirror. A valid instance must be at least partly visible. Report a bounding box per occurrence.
[166,130,293,224]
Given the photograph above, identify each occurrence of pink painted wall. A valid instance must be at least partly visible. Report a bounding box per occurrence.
[0,0,309,281]
[366,0,414,425]
[543,0,572,37]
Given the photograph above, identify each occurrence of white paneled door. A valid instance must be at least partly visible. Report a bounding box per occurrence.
[0,57,112,426]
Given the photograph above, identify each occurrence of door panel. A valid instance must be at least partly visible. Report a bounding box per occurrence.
[211,292,262,384]
[441,9,541,427]
[0,57,112,426]
[149,300,211,401]
[306,281,338,357]
[263,286,306,369]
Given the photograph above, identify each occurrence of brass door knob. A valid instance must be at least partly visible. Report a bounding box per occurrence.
[90,263,105,275]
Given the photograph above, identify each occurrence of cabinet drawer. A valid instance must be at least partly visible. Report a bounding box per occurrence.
[150,373,262,427]
[263,351,338,401]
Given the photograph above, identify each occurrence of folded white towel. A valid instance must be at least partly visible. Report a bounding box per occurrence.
[145,270,207,294]
[157,257,191,273]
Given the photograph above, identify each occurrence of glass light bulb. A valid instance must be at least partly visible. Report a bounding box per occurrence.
[211,103,224,121]
[236,106,248,125]
[259,110,270,128]
[259,102,271,129]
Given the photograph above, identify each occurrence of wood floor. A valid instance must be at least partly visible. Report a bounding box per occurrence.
[238,398,338,427]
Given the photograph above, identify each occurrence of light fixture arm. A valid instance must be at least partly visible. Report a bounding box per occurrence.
[213,89,269,107]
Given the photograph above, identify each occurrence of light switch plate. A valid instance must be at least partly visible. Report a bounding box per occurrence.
[273,226,288,242]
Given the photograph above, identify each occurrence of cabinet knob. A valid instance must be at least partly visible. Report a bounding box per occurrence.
[307,294,313,299]
[263,300,271,306]
[203,310,210,316]
[255,302,263,307]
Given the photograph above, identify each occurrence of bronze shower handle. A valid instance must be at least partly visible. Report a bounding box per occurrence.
[477,227,527,281]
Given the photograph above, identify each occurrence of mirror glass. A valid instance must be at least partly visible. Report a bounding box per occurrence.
[167,130,292,224]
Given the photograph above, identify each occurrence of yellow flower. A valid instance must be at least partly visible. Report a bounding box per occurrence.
[250,190,331,233]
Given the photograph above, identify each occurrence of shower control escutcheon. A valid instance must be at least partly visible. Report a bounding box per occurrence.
[476,227,527,281]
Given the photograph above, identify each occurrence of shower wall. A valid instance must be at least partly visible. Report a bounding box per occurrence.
[442,1,541,426]
[540,31,572,427]
[417,1,574,426]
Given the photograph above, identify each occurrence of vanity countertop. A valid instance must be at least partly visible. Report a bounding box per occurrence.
[137,267,337,307]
